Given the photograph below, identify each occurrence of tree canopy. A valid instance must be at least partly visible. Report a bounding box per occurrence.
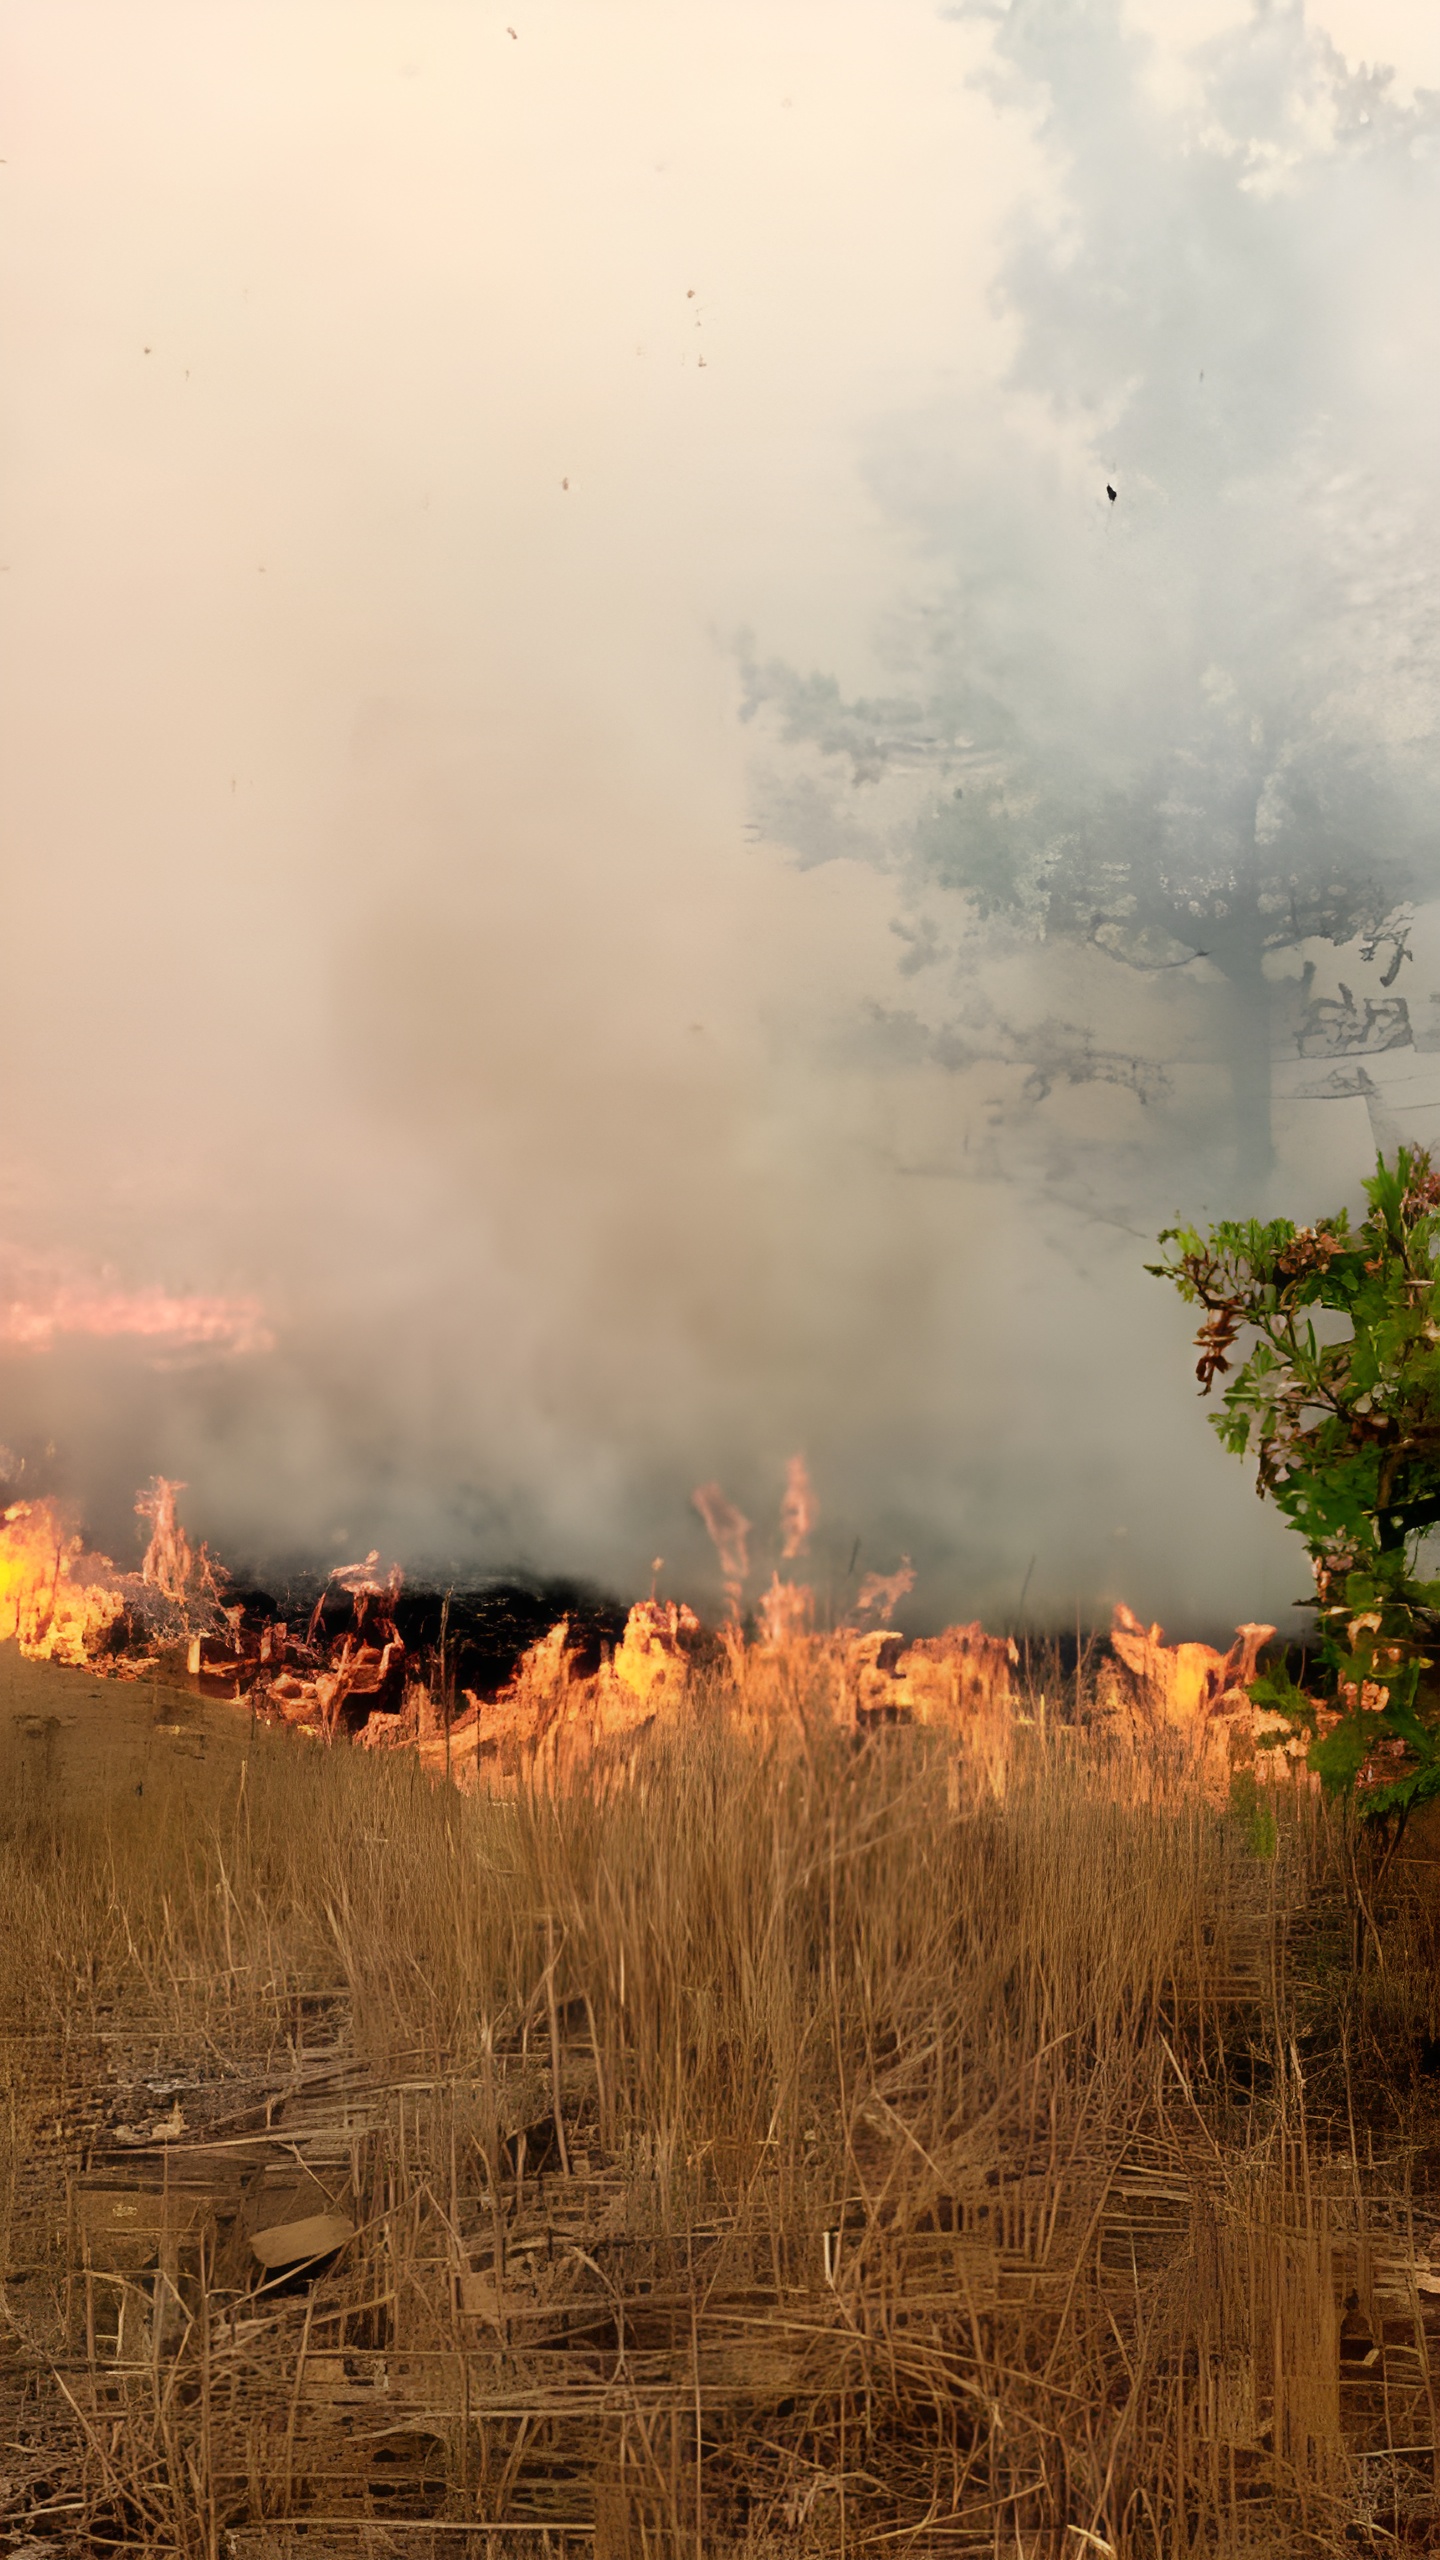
[742,3,1440,1199]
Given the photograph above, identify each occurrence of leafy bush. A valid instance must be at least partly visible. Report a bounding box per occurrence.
[1151,1147,1440,1818]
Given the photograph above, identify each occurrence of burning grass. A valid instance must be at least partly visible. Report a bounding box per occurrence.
[4,1648,1440,2556]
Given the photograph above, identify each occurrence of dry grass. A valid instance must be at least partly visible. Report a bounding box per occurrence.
[1,1657,1438,2556]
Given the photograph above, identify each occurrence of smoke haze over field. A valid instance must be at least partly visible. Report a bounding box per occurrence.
[3,0,1439,1633]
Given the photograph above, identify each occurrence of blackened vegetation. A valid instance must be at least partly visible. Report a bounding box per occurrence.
[194,1571,628,1713]
[391,1579,630,1697]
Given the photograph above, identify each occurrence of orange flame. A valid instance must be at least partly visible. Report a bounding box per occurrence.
[1110,1602,1275,1723]
[136,1477,195,1605]
[692,1480,750,1621]
[779,1454,816,1562]
[855,1557,916,1620]
[0,1279,271,1359]
[757,1571,813,1646]
[0,1500,124,1663]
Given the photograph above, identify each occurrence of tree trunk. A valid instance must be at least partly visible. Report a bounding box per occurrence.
[1212,791,1276,1198]
[1218,945,1275,1198]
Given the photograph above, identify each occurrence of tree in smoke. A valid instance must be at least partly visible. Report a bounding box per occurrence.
[741,1,1440,1199]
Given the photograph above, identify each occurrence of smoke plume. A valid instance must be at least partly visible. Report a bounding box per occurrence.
[4,1,1436,1637]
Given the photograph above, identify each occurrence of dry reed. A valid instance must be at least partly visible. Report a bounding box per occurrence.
[1,1660,1437,2556]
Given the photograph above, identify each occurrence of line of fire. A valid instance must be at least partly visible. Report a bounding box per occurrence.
[0,1456,1296,1801]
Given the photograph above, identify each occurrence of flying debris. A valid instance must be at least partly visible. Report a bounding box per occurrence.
[1106,483,1117,502]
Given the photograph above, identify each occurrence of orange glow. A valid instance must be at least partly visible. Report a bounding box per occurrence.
[0,1499,124,1663]
[692,1480,751,1623]
[0,1280,271,1358]
[757,1571,813,1646]
[136,1476,195,1604]
[1109,1602,1275,1724]
[779,1454,816,1561]
[855,1557,916,1620]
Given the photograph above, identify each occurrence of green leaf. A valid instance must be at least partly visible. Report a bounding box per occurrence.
[1248,1667,1313,1727]
[1310,1720,1374,1794]
[1361,1759,1440,1819]
[1378,1695,1440,1763]
[1157,1147,1440,1833]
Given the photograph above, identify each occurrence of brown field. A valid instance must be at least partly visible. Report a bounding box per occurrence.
[3,1641,1440,2556]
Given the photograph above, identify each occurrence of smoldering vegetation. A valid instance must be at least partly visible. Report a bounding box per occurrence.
[5,1655,1440,2554]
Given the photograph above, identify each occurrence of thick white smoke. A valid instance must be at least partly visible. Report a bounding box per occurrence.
[2,2,1435,1637]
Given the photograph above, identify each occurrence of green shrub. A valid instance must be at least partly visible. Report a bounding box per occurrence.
[1152,1147,1440,1819]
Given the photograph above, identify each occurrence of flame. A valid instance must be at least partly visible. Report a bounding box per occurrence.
[1101,1602,1298,1799]
[692,1480,750,1621]
[757,1571,813,1646]
[137,1477,194,1603]
[0,1448,1296,1820]
[0,1278,271,1358]
[1109,1602,1275,1723]
[420,1596,1020,1794]
[779,1454,816,1561]
[613,1598,702,1705]
[0,1500,125,1663]
[855,1557,916,1620]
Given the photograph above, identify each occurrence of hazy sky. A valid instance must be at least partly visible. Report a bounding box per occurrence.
[2,0,1438,1631]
